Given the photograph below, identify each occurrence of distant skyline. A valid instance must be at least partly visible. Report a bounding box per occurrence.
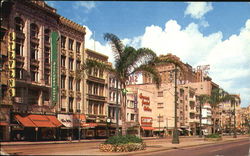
[46,1,250,107]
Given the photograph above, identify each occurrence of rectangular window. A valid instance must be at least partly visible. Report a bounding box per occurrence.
[30,43,38,60]
[94,104,98,114]
[69,77,73,90]
[158,91,163,97]
[99,69,103,78]
[76,42,81,53]
[16,68,23,80]
[131,114,135,121]
[31,71,38,82]
[76,61,81,70]
[93,84,98,95]
[69,58,74,70]
[69,39,73,51]
[61,56,66,67]
[61,76,66,89]
[94,68,98,77]
[99,104,104,115]
[76,80,80,91]
[99,85,104,96]
[88,102,93,114]
[157,103,164,109]
[61,36,66,49]
[15,38,23,56]
[88,83,93,94]
[69,98,73,111]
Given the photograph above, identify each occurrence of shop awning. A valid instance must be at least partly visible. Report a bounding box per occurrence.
[0,122,8,126]
[141,126,155,130]
[15,114,62,128]
[73,114,86,127]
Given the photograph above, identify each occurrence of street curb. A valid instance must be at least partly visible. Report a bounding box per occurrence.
[124,137,249,156]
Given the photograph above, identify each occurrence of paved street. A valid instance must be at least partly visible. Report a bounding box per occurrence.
[135,138,250,156]
[1,135,249,155]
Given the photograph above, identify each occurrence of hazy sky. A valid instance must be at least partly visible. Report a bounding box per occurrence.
[46,1,250,107]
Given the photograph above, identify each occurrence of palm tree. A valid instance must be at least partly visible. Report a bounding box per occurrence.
[85,33,182,136]
[197,94,210,137]
[209,88,227,134]
[223,94,240,138]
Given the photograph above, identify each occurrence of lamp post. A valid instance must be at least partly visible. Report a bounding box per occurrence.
[106,118,111,138]
[172,64,179,144]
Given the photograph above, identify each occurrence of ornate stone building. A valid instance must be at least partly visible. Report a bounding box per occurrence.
[0,1,86,141]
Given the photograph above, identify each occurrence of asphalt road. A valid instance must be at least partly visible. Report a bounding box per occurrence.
[136,138,250,156]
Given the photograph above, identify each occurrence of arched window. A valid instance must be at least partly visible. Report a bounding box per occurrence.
[15,17,24,32]
[30,23,39,38]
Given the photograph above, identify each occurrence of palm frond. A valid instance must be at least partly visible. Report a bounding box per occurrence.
[132,64,161,88]
[198,94,210,105]
[125,47,157,71]
[104,33,124,60]
[85,59,115,73]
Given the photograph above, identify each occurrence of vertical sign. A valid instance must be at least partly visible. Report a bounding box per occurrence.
[8,32,16,97]
[50,31,58,107]
[134,94,138,112]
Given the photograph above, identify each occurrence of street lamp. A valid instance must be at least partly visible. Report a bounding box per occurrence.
[172,64,180,144]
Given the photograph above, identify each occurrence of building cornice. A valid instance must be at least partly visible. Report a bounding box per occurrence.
[59,16,86,34]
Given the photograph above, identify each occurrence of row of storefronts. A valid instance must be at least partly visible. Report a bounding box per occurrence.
[6,113,119,141]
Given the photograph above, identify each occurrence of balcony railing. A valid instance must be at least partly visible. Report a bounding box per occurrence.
[61,49,66,56]
[69,51,74,58]
[15,55,25,63]
[69,90,75,97]
[61,89,67,97]
[30,59,40,67]
[61,67,67,75]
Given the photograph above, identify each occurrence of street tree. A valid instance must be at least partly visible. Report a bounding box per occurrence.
[197,94,210,137]
[223,94,241,138]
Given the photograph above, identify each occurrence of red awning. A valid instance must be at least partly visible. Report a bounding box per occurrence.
[82,123,98,128]
[0,122,8,126]
[15,114,62,128]
[73,114,86,127]
[141,126,155,130]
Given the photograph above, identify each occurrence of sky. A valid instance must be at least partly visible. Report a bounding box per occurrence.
[45,1,250,107]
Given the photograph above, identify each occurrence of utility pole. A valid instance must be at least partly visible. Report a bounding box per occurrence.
[172,64,179,144]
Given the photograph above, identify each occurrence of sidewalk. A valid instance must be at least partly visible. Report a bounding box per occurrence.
[1,135,249,155]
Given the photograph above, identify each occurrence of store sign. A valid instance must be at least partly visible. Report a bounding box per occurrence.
[50,32,59,106]
[8,32,16,97]
[141,117,152,125]
[139,93,152,112]
[57,114,73,127]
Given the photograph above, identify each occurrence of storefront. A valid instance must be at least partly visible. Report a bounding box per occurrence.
[13,114,62,141]
[0,108,10,141]
[141,117,154,137]
[58,114,88,140]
